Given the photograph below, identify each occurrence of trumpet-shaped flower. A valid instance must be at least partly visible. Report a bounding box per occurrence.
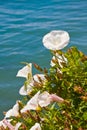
[39,91,51,107]
[5,101,20,118]
[21,91,51,113]
[16,63,32,79]
[21,91,64,113]
[19,84,33,96]
[30,123,41,130]
[42,30,70,50]
[19,74,45,96]
[21,91,40,112]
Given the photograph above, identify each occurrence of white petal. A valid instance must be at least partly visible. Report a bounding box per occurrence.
[21,91,40,112]
[5,109,13,118]
[12,102,19,116]
[15,122,21,130]
[27,84,33,94]
[16,63,32,79]
[50,54,67,68]
[5,102,19,118]
[43,30,70,50]
[50,56,56,67]
[33,74,45,83]
[19,85,27,95]
[39,91,51,107]
[19,84,33,96]
[30,123,41,130]
[27,91,40,106]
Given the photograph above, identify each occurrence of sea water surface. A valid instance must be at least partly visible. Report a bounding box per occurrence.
[0,0,87,119]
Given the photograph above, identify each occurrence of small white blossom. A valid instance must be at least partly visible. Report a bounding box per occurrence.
[19,74,45,96]
[16,63,32,79]
[30,123,41,130]
[42,30,70,50]
[19,84,33,95]
[5,101,20,118]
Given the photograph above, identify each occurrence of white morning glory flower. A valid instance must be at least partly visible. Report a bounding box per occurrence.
[16,63,32,79]
[21,91,51,113]
[21,91,65,113]
[38,91,51,107]
[42,30,70,50]
[19,84,33,96]
[19,85,28,96]
[19,74,45,96]
[30,123,41,130]
[5,101,20,118]
[21,91,40,112]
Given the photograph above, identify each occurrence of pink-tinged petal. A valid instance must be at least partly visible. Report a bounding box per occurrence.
[0,120,6,128]
[43,30,70,50]
[16,63,32,79]
[39,91,51,107]
[3,119,21,130]
[21,91,40,113]
[30,123,41,130]
[50,94,64,103]
[3,119,14,130]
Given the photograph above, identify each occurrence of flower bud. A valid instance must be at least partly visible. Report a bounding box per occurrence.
[80,96,87,102]
[50,94,64,103]
[74,86,83,94]
[33,63,43,72]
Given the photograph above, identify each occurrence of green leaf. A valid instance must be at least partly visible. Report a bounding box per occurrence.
[83,112,87,121]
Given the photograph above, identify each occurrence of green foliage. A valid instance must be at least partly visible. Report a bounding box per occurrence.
[1,46,87,130]
[31,47,87,130]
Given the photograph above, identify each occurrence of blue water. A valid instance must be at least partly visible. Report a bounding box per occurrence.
[0,0,87,119]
